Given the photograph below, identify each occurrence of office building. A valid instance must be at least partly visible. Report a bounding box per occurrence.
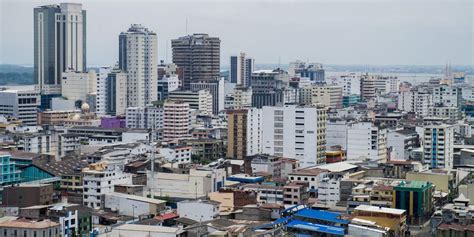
[163,100,190,141]
[61,70,96,103]
[251,69,289,108]
[95,67,112,116]
[157,63,180,100]
[423,124,454,169]
[169,89,213,115]
[331,73,361,96]
[227,108,263,160]
[300,85,343,108]
[190,78,224,114]
[119,24,158,107]
[172,33,220,89]
[34,3,86,95]
[233,86,252,109]
[230,52,254,87]
[0,152,22,186]
[347,122,387,162]
[0,88,40,125]
[394,181,434,225]
[126,105,163,130]
[289,61,325,84]
[262,105,327,167]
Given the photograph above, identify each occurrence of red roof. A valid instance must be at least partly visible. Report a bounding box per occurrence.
[155,212,178,221]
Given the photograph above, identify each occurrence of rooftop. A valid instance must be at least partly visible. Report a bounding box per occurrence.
[107,192,166,205]
[294,209,349,224]
[0,218,60,229]
[354,205,406,215]
[113,224,183,233]
[316,162,358,173]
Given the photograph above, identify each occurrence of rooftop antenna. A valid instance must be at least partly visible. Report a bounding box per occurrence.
[278,56,281,69]
[165,41,168,63]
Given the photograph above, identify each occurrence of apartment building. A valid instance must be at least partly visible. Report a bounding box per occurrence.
[423,124,454,169]
[168,89,213,115]
[300,85,343,108]
[0,88,40,125]
[262,105,327,167]
[163,101,190,141]
[347,122,387,162]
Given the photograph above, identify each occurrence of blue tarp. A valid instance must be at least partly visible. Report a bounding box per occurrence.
[252,217,290,230]
[294,209,349,224]
[287,220,345,236]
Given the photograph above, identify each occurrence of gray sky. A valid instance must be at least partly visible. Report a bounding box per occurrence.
[1,0,473,66]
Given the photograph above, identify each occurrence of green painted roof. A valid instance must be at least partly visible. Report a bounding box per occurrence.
[395,180,432,190]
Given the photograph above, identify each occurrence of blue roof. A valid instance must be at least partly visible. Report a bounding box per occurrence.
[252,217,290,230]
[287,220,345,236]
[226,176,264,183]
[294,209,349,224]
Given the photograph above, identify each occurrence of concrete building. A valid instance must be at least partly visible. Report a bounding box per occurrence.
[177,199,219,222]
[347,122,387,162]
[288,167,328,195]
[190,78,224,114]
[82,162,133,209]
[163,101,190,141]
[0,88,40,125]
[95,66,112,116]
[262,105,327,167]
[289,61,325,84]
[387,128,420,160]
[233,86,252,109]
[230,52,254,87]
[172,33,220,90]
[353,205,407,236]
[2,184,54,208]
[428,106,461,123]
[251,70,289,108]
[283,181,309,205]
[147,168,226,199]
[61,70,96,102]
[423,124,454,169]
[226,108,263,159]
[119,24,158,107]
[394,181,434,225]
[331,73,361,96]
[300,85,343,108]
[157,63,180,101]
[95,67,127,116]
[110,224,184,237]
[326,119,349,150]
[159,146,192,164]
[126,105,163,131]
[104,192,166,217]
[0,152,23,186]
[34,3,86,95]
[0,218,61,237]
[168,89,213,115]
[432,84,460,107]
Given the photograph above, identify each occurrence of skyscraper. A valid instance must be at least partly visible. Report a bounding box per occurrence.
[171,34,220,90]
[119,24,158,107]
[229,53,254,87]
[34,3,87,96]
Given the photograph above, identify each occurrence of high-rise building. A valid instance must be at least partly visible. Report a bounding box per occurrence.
[300,85,343,108]
[106,68,128,116]
[168,89,213,115]
[163,101,190,141]
[95,67,112,116]
[171,34,220,90]
[262,105,327,167]
[126,105,163,130]
[190,78,224,114]
[423,124,454,169]
[34,3,87,95]
[61,71,96,103]
[251,69,289,109]
[0,88,40,126]
[119,24,158,107]
[157,63,180,100]
[226,108,263,160]
[346,122,387,162]
[289,61,325,84]
[233,86,252,109]
[230,52,254,87]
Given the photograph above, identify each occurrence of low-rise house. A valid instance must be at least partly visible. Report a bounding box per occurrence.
[104,192,166,217]
[177,199,220,222]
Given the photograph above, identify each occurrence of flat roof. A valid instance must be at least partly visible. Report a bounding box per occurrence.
[355,205,406,215]
[107,192,166,205]
[294,209,349,224]
[113,224,183,233]
[287,220,345,236]
[316,162,358,172]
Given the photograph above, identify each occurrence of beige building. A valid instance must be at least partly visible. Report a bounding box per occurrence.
[0,218,61,237]
[406,170,455,193]
[163,100,190,141]
[61,71,97,102]
[300,85,343,108]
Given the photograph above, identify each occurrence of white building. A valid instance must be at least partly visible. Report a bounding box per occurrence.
[247,108,263,156]
[168,89,213,115]
[163,101,190,141]
[230,53,254,87]
[147,168,226,199]
[423,124,454,169]
[82,162,133,209]
[96,67,127,116]
[126,105,164,130]
[300,85,343,108]
[233,86,252,109]
[347,122,387,162]
[432,84,460,107]
[95,67,112,116]
[177,199,219,222]
[104,192,166,217]
[318,177,340,207]
[387,128,419,160]
[331,73,361,96]
[61,71,96,102]
[262,105,327,167]
[288,167,328,192]
[190,78,225,115]
[326,120,349,150]
[157,64,180,101]
[119,24,158,107]
[159,146,192,164]
[0,88,40,125]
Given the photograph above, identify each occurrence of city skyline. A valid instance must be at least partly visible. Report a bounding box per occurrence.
[1,0,472,66]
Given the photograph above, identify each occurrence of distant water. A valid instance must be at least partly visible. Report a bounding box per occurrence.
[326,72,472,85]
[1,85,36,91]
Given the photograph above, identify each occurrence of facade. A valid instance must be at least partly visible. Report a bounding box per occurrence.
[157,63,180,101]
[423,125,454,169]
[226,108,263,160]
[61,71,96,102]
[332,73,361,96]
[82,162,133,209]
[230,52,254,86]
[0,152,22,186]
[126,105,163,130]
[0,88,40,125]
[283,181,309,205]
[300,85,343,108]
[251,70,288,108]
[190,78,224,115]
[0,219,61,237]
[94,66,112,116]
[177,199,219,222]
[2,184,54,208]
[353,205,407,236]
[168,89,213,115]
[262,105,327,167]
[104,192,166,217]
[233,86,252,109]
[394,181,434,225]
[172,33,220,90]
[289,61,325,84]
[163,101,190,141]
[347,122,387,162]
[119,24,158,107]
[34,3,86,95]
[159,146,192,164]
[387,128,420,160]
[96,67,128,116]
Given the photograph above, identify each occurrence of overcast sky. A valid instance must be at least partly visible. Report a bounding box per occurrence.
[0,0,473,66]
